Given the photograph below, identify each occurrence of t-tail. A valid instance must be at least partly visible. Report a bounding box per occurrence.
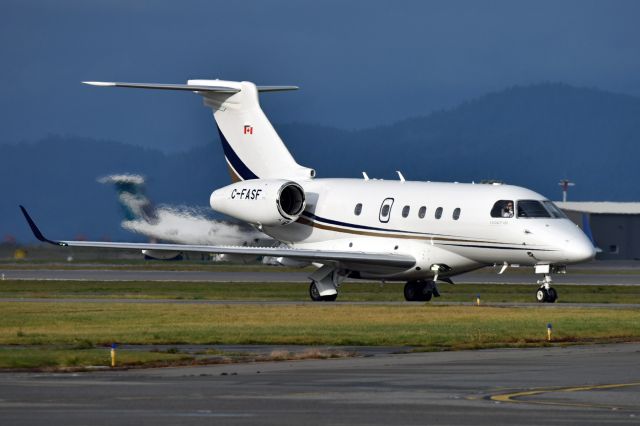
[98,174,158,224]
[84,80,316,182]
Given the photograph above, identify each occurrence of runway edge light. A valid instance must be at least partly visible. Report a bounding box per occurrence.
[111,343,117,368]
[547,323,553,341]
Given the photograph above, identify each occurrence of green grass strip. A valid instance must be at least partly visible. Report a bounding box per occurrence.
[2,302,639,348]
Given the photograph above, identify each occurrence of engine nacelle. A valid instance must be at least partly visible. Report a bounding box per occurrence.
[210,179,306,226]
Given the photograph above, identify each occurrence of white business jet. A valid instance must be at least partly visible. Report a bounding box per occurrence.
[20,79,595,303]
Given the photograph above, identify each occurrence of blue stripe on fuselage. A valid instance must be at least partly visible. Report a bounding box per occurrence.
[216,126,258,180]
[302,211,462,238]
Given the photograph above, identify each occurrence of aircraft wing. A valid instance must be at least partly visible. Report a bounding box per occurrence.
[20,206,415,272]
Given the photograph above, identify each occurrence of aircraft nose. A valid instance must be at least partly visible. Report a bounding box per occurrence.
[566,236,596,264]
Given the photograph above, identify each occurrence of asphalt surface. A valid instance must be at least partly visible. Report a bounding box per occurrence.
[1,343,639,425]
[3,268,640,285]
[1,297,639,309]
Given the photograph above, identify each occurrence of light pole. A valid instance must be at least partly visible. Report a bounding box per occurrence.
[558,179,575,202]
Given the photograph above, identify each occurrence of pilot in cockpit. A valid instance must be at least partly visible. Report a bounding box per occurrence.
[502,201,514,218]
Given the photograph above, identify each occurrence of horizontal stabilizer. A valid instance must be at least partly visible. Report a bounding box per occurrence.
[83,81,298,93]
[82,81,239,93]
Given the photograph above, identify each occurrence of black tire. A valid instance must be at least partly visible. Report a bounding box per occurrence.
[309,281,322,301]
[309,281,338,302]
[421,290,433,302]
[415,281,432,301]
[547,287,558,303]
[404,281,418,301]
[536,288,548,303]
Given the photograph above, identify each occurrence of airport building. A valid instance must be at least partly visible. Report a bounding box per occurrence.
[557,202,640,260]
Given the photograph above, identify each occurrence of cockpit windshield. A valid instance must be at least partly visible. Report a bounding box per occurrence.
[542,200,568,219]
[517,200,551,218]
[491,200,568,219]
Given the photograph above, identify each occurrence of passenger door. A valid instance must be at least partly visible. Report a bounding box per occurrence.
[379,198,394,223]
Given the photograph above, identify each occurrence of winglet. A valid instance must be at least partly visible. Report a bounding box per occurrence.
[19,206,65,246]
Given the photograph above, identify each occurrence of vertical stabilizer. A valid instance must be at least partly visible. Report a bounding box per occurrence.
[99,174,158,224]
[189,80,316,182]
[84,79,315,182]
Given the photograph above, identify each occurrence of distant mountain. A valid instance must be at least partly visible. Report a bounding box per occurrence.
[2,83,639,242]
[0,136,228,242]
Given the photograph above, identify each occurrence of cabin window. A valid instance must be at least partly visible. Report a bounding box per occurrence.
[354,203,362,216]
[418,206,426,218]
[491,200,514,218]
[517,200,551,218]
[402,205,410,218]
[453,208,461,220]
[435,207,443,219]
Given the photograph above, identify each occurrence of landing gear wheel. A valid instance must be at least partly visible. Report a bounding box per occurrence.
[309,281,322,301]
[404,281,433,302]
[421,290,433,302]
[309,281,338,302]
[536,286,558,303]
[536,288,548,303]
[536,273,558,303]
[404,281,419,301]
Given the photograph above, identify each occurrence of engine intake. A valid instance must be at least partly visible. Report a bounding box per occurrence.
[210,179,306,226]
[277,182,305,220]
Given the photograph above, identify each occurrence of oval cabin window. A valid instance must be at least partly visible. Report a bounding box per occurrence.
[402,205,410,218]
[354,203,362,216]
[435,207,443,219]
[418,206,426,218]
[453,208,461,220]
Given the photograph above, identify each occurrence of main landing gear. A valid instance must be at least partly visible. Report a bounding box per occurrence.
[404,280,440,302]
[308,265,345,302]
[309,281,338,302]
[536,274,558,303]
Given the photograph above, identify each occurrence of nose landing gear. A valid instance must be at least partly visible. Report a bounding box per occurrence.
[536,274,558,303]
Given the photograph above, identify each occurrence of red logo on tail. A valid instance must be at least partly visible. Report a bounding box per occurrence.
[243,125,253,135]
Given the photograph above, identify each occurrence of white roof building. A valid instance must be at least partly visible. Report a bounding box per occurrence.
[556,202,640,215]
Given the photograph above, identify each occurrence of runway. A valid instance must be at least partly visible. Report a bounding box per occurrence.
[3,268,640,285]
[0,343,638,425]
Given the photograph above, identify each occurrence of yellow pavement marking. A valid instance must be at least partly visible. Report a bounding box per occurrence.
[489,382,640,409]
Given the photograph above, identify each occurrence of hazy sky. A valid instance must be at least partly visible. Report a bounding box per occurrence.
[2,0,640,151]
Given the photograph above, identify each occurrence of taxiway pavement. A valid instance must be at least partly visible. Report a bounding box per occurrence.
[0,343,638,425]
[1,297,639,309]
[3,268,640,285]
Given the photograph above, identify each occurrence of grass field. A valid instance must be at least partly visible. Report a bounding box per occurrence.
[2,302,639,352]
[1,280,640,303]
[1,278,640,370]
